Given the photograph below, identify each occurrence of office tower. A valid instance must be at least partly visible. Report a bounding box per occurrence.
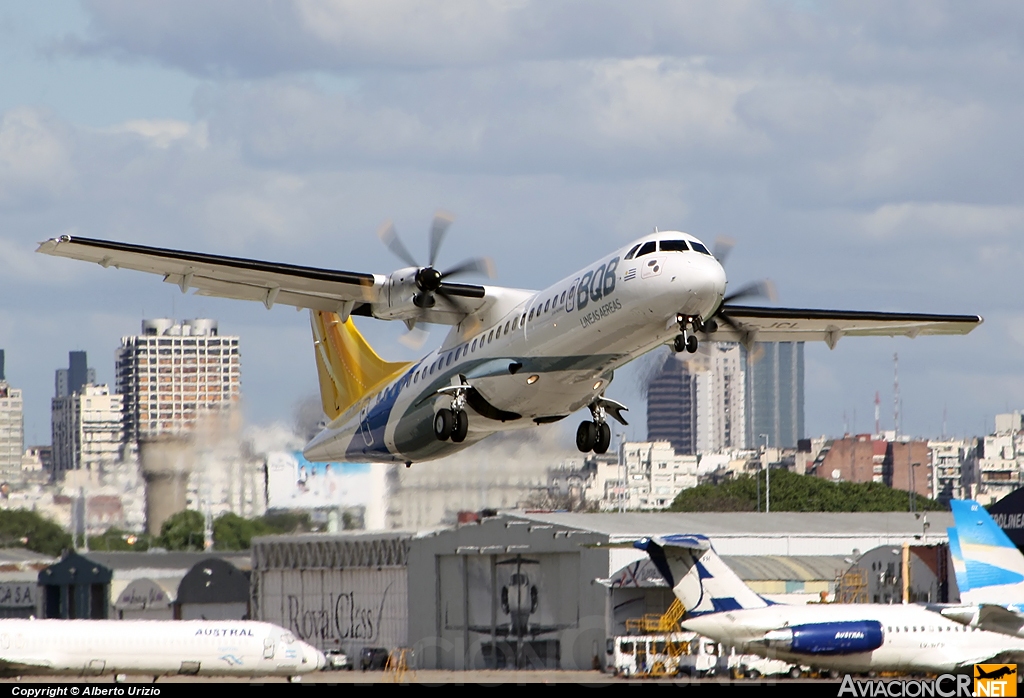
[55,351,96,399]
[115,319,241,446]
[745,342,805,449]
[51,384,123,479]
[646,354,697,455]
[691,343,746,453]
[0,381,24,481]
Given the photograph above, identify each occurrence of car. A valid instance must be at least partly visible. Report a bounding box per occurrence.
[360,647,390,671]
[323,650,351,671]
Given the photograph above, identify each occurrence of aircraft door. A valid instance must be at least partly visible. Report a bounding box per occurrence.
[359,405,375,446]
[263,637,276,659]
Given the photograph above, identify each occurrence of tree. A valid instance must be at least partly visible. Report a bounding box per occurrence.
[0,509,72,557]
[158,510,205,551]
[213,512,270,551]
[87,527,151,552]
[670,469,946,513]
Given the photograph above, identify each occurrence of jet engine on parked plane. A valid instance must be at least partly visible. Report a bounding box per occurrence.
[762,621,884,655]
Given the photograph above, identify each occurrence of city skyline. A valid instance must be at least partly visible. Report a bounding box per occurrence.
[1,3,1021,449]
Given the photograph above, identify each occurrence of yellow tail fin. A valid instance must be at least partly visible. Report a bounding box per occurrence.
[310,311,413,420]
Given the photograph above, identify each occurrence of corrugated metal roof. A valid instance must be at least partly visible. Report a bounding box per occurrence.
[721,555,851,582]
[511,511,951,537]
[80,551,250,571]
[608,555,852,587]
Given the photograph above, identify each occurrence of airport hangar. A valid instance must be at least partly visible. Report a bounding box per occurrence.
[249,511,953,671]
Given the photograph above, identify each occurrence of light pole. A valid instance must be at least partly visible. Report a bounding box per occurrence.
[909,462,921,514]
[760,434,770,513]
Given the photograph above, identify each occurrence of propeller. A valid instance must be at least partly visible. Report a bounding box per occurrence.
[700,239,777,357]
[377,211,495,347]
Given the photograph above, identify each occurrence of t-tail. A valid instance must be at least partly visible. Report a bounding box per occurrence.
[634,534,768,615]
[309,310,412,421]
[950,499,1024,606]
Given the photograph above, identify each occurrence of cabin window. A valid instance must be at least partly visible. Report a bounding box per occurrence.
[413,371,419,383]
[528,309,534,321]
[472,339,477,351]
[544,300,550,312]
[504,321,511,334]
[512,317,519,331]
[521,313,527,325]
[560,291,566,305]
[636,241,657,257]
[488,330,494,342]
[446,353,453,367]
[624,244,641,260]
[455,347,462,360]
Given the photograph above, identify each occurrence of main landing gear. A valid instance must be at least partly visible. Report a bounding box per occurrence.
[673,314,713,354]
[434,386,469,443]
[576,399,626,455]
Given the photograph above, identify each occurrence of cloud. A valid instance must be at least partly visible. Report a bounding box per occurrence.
[0,108,73,207]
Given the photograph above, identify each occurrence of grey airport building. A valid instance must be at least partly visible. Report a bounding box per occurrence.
[247,511,953,670]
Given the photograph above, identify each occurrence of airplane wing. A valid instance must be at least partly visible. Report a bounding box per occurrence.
[710,305,983,349]
[35,235,491,322]
[942,603,1024,637]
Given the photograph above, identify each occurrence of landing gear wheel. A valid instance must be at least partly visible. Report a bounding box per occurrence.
[576,421,597,453]
[685,334,698,353]
[672,334,686,353]
[788,666,802,679]
[451,409,469,443]
[593,422,611,454]
[433,409,453,441]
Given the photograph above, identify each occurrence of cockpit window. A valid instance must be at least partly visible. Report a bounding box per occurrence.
[624,244,641,260]
[690,241,712,256]
[659,240,690,252]
[635,241,657,258]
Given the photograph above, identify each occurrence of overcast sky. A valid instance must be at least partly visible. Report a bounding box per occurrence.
[2,1,1022,452]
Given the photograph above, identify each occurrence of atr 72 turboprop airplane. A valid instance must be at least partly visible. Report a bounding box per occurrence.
[37,214,982,465]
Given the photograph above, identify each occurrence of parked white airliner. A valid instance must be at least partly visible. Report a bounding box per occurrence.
[635,534,1024,674]
[36,216,982,465]
[0,619,324,679]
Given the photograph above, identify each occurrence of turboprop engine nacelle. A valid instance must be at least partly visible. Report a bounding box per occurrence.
[373,267,431,321]
[762,621,884,656]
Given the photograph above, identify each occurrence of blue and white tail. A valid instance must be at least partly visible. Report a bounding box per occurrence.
[634,534,768,615]
[946,526,971,594]
[951,499,1024,606]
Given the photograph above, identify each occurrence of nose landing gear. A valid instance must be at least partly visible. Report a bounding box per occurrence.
[673,314,704,354]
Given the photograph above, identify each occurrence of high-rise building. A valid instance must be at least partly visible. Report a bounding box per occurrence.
[0,382,24,482]
[745,342,805,449]
[646,354,697,455]
[51,384,123,480]
[55,351,96,399]
[115,319,241,447]
[691,343,746,453]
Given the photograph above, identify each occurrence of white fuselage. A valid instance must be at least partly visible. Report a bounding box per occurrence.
[304,231,727,463]
[682,604,1024,674]
[0,619,325,678]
